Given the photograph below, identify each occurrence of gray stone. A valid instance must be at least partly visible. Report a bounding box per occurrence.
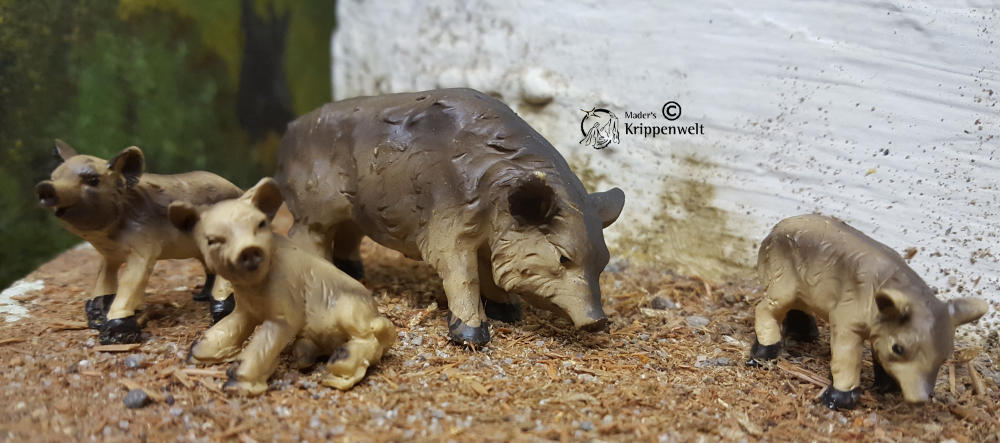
[123,389,151,409]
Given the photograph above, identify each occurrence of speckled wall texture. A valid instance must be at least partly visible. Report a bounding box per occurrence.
[331,0,1000,341]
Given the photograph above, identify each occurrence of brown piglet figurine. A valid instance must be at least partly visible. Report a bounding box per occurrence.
[749,214,989,409]
[169,178,395,395]
[35,140,243,344]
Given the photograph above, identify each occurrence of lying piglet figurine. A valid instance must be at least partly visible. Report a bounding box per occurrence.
[169,178,395,395]
[35,140,242,344]
[750,214,989,409]
[275,88,626,346]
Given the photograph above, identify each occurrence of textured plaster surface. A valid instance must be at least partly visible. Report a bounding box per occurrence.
[331,0,1000,339]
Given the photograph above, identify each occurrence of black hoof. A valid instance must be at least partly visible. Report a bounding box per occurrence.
[186,340,199,364]
[332,258,365,280]
[193,274,216,302]
[873,357,901,393]
[483,299,522,324]
[210,295,235,324]
[747,338,781,367]
[85,294,115,329]
[819,386,861,410]
[782,309,819,342]
[99,316,142,345]
[447,313,490,346]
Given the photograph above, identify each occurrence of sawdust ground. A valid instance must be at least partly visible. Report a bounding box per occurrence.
[1,240,998,442]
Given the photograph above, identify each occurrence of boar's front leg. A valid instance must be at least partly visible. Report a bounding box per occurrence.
[86,256,122,329]
[426,245,490,346]
[100,252,156,344]
[820,314,864,410]
[478,253,520,324]
[224,319,298,396]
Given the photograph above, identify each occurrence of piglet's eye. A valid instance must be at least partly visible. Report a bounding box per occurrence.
[258,220,267,229]
[207,237,226,246]
[560,256,571,265]
[892,344,905,356]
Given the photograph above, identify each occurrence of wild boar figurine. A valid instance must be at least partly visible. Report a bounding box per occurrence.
[749,214,989,409]
[274,88,626,346]
[35,140,242,344]
[169,178,395,395]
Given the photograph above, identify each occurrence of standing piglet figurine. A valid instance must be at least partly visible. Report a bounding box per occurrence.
[35,140,242,344]
[750,214,989,409]
[275,88,626,346]
[169,178,395,395]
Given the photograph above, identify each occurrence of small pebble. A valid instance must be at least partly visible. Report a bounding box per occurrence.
[686,315,710,328]
[411,335,424,346]
[169,407,183,416]
[651,296,676,310]
[580,420,595,431]
[123,389,151,409]
[124,354,144,369]
[694,357,731,368]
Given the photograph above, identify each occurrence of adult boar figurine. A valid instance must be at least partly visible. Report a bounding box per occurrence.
[35,140,242,344]
[274,88,626,346]
[749,214,989,410]
[169,178,395,395]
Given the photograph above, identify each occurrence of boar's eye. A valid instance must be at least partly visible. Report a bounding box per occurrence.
[80,173,100,187]
[892,344,905,356]
[560,255,571,265]
[206,236,226,247]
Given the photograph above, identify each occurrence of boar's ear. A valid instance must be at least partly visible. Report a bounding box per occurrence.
[53,139,78,162]
[874,289,911,323]
[589,188,625,228]
[108,146,144,188]
[508,171,558,226]
[948,298,989,327]
[168,201,201,233]
[243,177,284,219]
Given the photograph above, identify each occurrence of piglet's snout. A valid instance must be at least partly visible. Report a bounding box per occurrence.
[35,182,59,207]
[237,246,265,272]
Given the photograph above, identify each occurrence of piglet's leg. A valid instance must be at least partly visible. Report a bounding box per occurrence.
[100,254,156,344]
[86,257,121,329]
[189,308,256,364]
[224,319,297,396]
[322,316,394,390]
[820,315,864,409]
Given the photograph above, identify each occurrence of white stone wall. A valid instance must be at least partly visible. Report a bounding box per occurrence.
[332,0,1000,339]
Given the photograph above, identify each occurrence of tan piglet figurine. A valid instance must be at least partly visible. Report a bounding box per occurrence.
[35,140,242,344]
[749,214,989,409]
[169,178,395,395]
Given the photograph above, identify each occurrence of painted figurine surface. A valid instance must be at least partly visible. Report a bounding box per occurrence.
[274,88,626,346]
[169,178,395,395]
[749,214,989,409]
[35,141,242,344]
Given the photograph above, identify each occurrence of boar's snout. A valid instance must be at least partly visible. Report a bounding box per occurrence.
[237,246,265,272]
[35,181,59,208]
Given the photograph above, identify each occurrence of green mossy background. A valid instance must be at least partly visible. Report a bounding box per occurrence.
[0,0,336,288]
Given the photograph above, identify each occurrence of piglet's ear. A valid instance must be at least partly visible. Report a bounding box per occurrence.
[53,139,78,162]
[589,187,625,228]
[243,177,284,219]
[948,298,989,327]
[875,289,911,323]
[168,201,201,233]
[508,171,558,226]
[108,146,145,188]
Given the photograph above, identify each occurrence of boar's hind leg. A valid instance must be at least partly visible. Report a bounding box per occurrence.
[331,222,366,280]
